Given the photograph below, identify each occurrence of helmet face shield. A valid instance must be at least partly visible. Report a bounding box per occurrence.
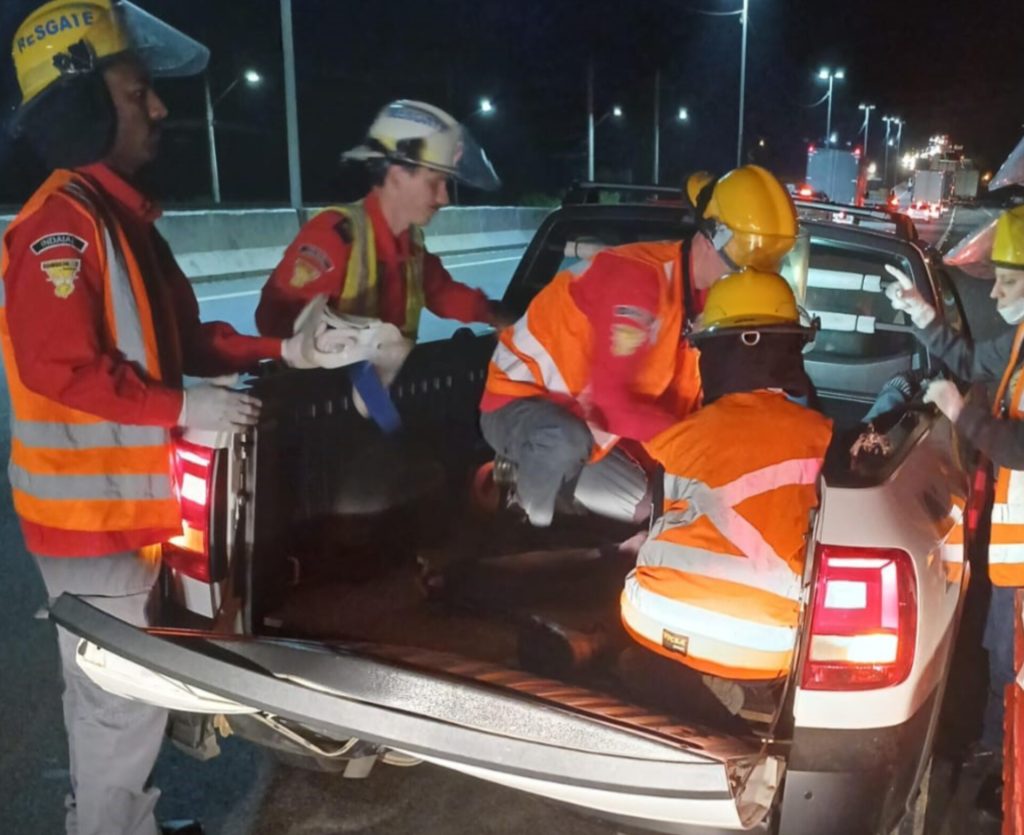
[343,99,501,191]
[408,124,500,191]
[117,0,209,78]
[723,229,798,272]
[778,229,810,304]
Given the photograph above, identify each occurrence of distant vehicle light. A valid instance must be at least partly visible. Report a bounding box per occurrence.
[799,186,814,197]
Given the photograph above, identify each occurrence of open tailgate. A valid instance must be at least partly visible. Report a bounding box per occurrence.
[52,593,783,831]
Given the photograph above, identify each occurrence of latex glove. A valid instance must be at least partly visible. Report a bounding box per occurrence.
[884,264,936,328]
[923,379,964,423]
[318,310,413,384]
[179,384,261,432]
[280,295,352,370]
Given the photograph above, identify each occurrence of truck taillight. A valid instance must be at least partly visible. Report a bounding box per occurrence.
[801,545,917,691]
[164,438,215,581]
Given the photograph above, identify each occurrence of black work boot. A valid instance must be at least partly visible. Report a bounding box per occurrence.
[975,772,1003,821]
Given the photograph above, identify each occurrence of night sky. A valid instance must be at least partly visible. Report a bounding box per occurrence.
[0,0,1021,207]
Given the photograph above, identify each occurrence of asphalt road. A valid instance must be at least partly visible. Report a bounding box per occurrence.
[0,211,1012,835]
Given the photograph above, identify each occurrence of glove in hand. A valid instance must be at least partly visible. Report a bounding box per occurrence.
[884,265,936,328]
[923,379,964,423]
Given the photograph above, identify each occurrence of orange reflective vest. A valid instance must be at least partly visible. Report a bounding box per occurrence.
[622,391,833,680]
[988,324,1024,587]
[321,202,426,339]
[483,242,701,456]
[0,171,181,539]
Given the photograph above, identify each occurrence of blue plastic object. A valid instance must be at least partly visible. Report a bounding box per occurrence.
[347,361,402,434]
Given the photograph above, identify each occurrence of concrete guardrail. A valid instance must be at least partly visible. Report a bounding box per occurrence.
[0,204,550,285]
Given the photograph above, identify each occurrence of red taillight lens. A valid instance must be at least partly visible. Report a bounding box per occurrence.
[163,438,215,581]
[801,545,917,691]
[799,186,813,197]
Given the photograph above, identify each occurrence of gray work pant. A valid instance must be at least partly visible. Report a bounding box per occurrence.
[34,552,167,835]
[481,398,594,527]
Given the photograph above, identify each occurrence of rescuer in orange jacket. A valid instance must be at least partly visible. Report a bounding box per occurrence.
[256,100,509,340]
[480,166,801,527]
[5,4,341,833]
[886,206,1024,819]
[622,269,831,711]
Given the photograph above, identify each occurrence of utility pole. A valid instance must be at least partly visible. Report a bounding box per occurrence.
[280,0,302,209]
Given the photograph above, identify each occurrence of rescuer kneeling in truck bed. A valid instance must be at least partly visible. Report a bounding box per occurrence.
[620,269,832,716]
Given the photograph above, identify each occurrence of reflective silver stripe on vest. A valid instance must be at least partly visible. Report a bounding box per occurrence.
[623,573,798,653]
[12,419,167,450]
[637,536,802,601]
[9,462,172,501]
[506,315,571,396]
[103,226,148,366]
[660,457,822,571]
[491,341,536,385]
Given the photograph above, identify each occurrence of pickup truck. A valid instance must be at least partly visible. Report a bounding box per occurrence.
[52,187,975,835]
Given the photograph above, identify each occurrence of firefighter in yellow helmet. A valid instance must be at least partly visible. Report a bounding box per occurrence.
[621,269,831,715]
[481,165,800,529]
[886,205,1024,817]
[6,3,340,833]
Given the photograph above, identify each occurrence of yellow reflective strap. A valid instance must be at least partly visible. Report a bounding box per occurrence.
[403,225,426,338]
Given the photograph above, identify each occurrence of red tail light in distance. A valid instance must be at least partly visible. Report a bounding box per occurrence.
[802,545,917,691]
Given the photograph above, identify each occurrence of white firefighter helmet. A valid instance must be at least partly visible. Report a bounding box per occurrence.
[342,99,500,191]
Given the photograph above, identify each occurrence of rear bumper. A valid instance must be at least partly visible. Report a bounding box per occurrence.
[777,688,936,835]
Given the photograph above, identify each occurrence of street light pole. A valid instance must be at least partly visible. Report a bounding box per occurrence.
[587,60,595,181]
[204,69,263,204]
[280,0,302,209]
[882,116,894,187]
[653,70,660,184]
[818,68,844,146]
[858,103,875,158]
[203,73,221,204]
[736,0,749,166]
[894,118,904,169]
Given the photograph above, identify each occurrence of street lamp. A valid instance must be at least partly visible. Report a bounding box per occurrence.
[612,105,623,118]
[479,97,494,114]
[858,103,876,161]
[817,67,844,145]
[204,67,263,203]
[678,107,689,122]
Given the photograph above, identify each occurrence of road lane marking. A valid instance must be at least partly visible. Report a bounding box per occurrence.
[196,253,524,302]
[937,207,958,251]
